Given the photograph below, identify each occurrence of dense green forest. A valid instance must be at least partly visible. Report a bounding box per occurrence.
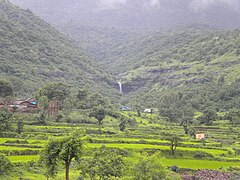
[0,0,116,97]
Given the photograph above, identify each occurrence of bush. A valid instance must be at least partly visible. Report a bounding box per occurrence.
[0,153,13,175]
[193,151,214,159]
[132,152,166,180]
[5,139,29,144]
[169,165,180,173]
[0,132,18,138]
[137,139,148,144]
[0,149,40,156]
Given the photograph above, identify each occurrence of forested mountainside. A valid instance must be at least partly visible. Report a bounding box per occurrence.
[4,0,240,113]
[110,28,240,116]
[107,27,240,76]
[59,25,138,61]
[9,0,240,61]
[0,0,116,97]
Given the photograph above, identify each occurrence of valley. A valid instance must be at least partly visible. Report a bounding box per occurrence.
[1,0,240,179]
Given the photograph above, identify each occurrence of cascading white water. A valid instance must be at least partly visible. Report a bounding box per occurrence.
[117,82,123,93]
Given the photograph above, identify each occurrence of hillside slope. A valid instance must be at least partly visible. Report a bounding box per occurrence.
[0,0,116,96]
[9,0,240,62]
[102,28,240,112]
[108,28,240,91]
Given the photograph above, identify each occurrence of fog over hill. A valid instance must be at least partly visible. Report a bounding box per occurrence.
[9,0,240,62]
[9,0,240,29]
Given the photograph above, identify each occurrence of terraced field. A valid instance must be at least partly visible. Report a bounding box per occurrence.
[0,111,240,179]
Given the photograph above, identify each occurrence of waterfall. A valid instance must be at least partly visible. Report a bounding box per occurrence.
[117,82,123,93]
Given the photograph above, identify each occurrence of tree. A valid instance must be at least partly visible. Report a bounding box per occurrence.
[132,152,166,180]
[137,109,141,117]
[167,135,180,156]
[77,89,88,101]
[236,48,240,56]
[37,96,49,124]
[86,93,107,109]
[17,120,23,134]
[0,109,12,131]
[119,119,126,131]
[38,112,46,125]
[0,153,12,176]
[198,109,217,125]
[81,145,125,180]
[40,83,70,109]
[0,79,13,98]
[38,96,49,111]
[183,124,189,135]
[224,109,240,126]
[41,132,84,180]
[89,107,106,132]
[159,91,183,123]
[160,107,181,122]
[188,127,196,138]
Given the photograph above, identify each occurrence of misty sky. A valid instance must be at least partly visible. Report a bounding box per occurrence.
[9,0,240,29]
[98,0,240,11]
[10,0,240,11]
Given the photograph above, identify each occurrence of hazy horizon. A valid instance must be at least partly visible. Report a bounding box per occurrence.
[10,0,240,30]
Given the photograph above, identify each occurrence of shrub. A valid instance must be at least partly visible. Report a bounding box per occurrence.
[5,139,29,144]
[193,151,214,159]
[132,152,166,180]
[169,165,180,173]
[0,132,18,138]
[0,153,13,175]
[80,146,126,180]
[0,149,40,156]
[137,139,148,144]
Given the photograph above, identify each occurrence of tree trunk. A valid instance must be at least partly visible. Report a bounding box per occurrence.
[66,161,70,180]
[171,146,174,155]
[171,143,175,155]
[98,121,102,134]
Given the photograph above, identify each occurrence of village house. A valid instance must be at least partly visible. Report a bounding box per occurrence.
[144,108,152,113]
[7,98,38,112]
[120,106,131,111]
[195,132,205,140]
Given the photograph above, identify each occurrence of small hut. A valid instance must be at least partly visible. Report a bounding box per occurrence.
[195,132,205,140]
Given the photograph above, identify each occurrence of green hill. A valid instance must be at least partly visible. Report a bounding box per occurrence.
[104,27,240,112]
[2,0,240,113]
[0,0,116,97]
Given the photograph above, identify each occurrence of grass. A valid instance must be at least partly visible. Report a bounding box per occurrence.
[0,146,40,150]
[8,155,40,162]
[1,109,240,179]
[87,143,228,156]
[0,138,46,144]
[1,174,46,180]
[163,158,240,170]
[0,138,18,144]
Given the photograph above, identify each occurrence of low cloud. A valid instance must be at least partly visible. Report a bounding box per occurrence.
[148,0,161,8]
[190,0,240,12]
[96,0,240,12]
[99,0,127,9]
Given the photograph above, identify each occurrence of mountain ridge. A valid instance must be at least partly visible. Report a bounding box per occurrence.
[0,0,117,97]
